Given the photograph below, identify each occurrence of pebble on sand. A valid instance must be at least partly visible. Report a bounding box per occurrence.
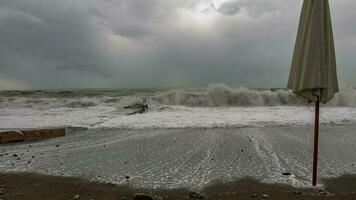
[188,191,204,199]
[0,188,5,195]
[262,194,269,198]
[133,193,153,200]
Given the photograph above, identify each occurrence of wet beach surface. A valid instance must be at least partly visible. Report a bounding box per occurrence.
[1,125,356,190]
[1,173,356,200]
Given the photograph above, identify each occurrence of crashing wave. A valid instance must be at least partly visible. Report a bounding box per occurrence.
[0,84,356,108]
[153,84,356,107]
[64,99,97,108]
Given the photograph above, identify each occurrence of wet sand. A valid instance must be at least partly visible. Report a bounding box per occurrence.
[1,172,356,200]
[1,126,356,188]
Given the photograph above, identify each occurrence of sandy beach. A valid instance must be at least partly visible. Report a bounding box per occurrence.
[1,172,356,200]
[1,126,356,191]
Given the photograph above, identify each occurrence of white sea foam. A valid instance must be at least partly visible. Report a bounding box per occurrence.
[0,105,355,130]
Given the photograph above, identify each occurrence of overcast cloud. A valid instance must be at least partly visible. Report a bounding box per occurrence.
[0,0,355,89]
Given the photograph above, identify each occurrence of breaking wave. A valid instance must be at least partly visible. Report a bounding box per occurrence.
[64,99,97,108]
[153,84,356,107]
[0,84,355,108]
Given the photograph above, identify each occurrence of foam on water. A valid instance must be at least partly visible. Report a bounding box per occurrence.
[0,106,356,129]
[1,126,356,189]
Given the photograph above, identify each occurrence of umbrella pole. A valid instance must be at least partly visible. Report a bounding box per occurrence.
[312,97,320,186]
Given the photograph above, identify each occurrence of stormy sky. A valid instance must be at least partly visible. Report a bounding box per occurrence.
[0,0,355,90]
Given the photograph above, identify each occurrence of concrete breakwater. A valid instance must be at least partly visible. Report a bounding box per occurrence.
[0,128,65,143]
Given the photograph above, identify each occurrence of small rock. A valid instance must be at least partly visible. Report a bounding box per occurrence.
[282,172,291,176]
[188,191,204,199]
[12,154,18,157]
[125,175,130,179]
[133,193,153,200]
[73,194,80,199]
[294,191,301,194]
[32,155,35,158]
[120,197,127,200]
[262,194,269,198]
[0,188,5,195]
[56,145,59,147]
[124,162,127,164]
[251,194,257,197]
[318,188,325,193]
[241,149,244,152]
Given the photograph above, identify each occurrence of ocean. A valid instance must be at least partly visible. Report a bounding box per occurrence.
[1,84,356,189]
[0,84,356,129]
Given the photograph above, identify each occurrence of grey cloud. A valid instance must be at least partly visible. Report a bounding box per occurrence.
[0,0,114,85]
[0,0,356,89]
[218,0,275,17]
[217,1,241,15]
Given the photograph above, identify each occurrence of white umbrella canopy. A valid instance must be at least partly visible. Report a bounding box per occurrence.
[287,0,339,186]
[288,0,338,103]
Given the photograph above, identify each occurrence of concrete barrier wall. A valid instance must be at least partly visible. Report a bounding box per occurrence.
[0,128,65,144]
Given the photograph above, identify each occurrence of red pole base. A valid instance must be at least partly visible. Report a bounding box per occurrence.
[312,99,320,186]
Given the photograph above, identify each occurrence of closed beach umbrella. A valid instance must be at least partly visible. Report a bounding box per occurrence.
[288,0,338,186]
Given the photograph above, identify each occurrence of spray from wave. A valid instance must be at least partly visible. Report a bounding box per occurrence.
[153,84,356,107]
[0,84,355,109]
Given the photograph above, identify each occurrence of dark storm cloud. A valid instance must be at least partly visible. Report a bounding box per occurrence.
[0,0,355,89]
[217,0,274,17]
[0,0,108,73]
[217,1,240,15]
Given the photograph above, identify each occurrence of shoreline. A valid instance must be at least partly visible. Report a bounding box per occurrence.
[1,172,356,200]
